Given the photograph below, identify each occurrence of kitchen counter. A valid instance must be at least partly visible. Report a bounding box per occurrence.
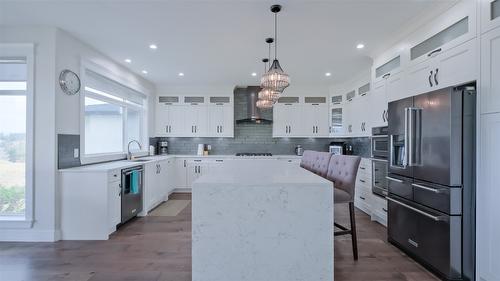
[192,160,333,281]
[59,154,303,172]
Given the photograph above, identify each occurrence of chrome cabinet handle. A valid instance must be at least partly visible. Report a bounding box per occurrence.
[412,183,446,194]
[434,68,439,85]
[427,48,442,57]
[382,73,391,79]
[386,176,403,183]
[387,197,448,222]
[428,70,433,87]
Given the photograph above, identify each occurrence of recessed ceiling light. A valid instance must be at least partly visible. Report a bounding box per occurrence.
[356,43,365,49]
[251,72,257,77]
[142,70,148,74]
[124,58,132,63]
[149,44,158,50]
[325,72,332,77]
[178,72,184,77]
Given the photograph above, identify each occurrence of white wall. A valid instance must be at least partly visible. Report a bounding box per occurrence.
[0,26,58,241]
[0,26,156,241]
[329,68,371,97]
[54,29,156,137]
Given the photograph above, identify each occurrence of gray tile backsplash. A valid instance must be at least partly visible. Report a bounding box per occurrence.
[58,134,81,169]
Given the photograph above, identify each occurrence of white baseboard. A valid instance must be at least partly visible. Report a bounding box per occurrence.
[0,229,60,242]
[173,188,191,193]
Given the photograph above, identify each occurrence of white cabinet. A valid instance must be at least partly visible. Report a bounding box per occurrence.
[174,158,188,190]
[481,26,500,114]
[329,95,345,136]
[144,160,169,212]
[342,90,371,137]
[354,158,372,215]
[184,104,208,137]
[273,101,302,137]
[186,159,210,187]
[477,113,500,281]
[481,0,500,34]
[370,80,388,126]
[302,97,329,137]
[156,104,185,137]
[156,95,234,137]
[208,101,233,137]
[107,173,121,232]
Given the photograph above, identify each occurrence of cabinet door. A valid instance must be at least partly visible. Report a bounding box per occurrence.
[144,162,158,211]
[165,160,175,195]
[174,158,188,188]
[107,180,121,230]
[343,100,353,136]
[186,162,208,187]
[330,105,344,136]
[168,105,185,137]
[386,70,405,102]
[370,80,388,127]
[157,160,168,200]
[208,105,233,137]
[184,105,207,137]
[273,104,300,137]
[477,113,500,281]
[406,60,433,98]
[155,103,169,136]
[434,39,477,90]
[481,27,500,114]
[302,104,327,137]
[481,0,500,34]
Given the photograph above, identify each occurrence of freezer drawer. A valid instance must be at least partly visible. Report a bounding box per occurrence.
[412,181,462,215]
[387,174,413,200]
[388,196,462,280]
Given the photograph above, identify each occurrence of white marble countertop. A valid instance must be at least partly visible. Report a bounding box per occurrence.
[59,154,303,173]
[192,160,334,281]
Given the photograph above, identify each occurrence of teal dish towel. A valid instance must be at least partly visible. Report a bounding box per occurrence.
[131,171,139,194]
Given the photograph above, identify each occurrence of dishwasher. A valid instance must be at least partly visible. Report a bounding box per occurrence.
[121,166,144,224]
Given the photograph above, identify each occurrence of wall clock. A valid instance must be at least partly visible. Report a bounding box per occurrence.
[59,69,81,95]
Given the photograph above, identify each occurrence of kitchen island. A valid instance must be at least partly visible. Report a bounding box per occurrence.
[192,160,334,281]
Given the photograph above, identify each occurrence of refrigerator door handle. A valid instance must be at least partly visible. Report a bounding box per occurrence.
[387,197,448,222]
[386,176,403,183]
[404,107,409,167]
[408,107,422,167]
[412,183,446,194]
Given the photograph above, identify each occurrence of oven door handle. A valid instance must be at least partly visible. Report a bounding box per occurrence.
[387,197,448,222]
[386,176,403,183]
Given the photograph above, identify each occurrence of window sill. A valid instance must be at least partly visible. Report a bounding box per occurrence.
[0,217,34,228]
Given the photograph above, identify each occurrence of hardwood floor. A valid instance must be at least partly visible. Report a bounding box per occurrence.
[0,193,438,281]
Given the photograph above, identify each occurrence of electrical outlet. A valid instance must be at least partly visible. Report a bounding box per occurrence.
[74,148,79,158]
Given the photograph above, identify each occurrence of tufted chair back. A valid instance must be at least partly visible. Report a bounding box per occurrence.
[300,150,316,172]
[309,152,332,178]
[326,155,361,202]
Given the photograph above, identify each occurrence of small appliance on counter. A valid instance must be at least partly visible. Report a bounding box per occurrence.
[295,145,304,156]
[157,141,168,155]
[343,144,353,155]
[329,142,344,155]
[197,144,212,156]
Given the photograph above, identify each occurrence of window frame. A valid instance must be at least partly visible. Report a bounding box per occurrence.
[0,44,34,228]
[80,61,148,165]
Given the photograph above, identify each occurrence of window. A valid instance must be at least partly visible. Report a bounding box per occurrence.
[0,44,33,223]
[82,68,147,163]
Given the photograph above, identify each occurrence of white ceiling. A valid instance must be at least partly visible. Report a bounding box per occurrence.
[0,0,457,91]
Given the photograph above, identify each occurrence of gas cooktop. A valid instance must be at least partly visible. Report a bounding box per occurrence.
[235,153,273,157]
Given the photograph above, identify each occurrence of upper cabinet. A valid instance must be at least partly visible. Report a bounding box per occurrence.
[481,0,500,34]
[155,94,233,137]
[273,96,330,138]
[481,26,500,114]
[208,96,234,137]
[329,95,344,136]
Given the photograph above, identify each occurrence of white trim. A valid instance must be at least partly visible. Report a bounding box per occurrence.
[0,44,34,227]
[0,229,60,242]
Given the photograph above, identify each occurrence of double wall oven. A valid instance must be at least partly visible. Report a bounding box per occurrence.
[387,84,476,281]
[371,126,389,198]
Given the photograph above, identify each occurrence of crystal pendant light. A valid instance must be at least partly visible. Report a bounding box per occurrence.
[256,98,273,109]
[260,4,290,93]
[258,57,280,103]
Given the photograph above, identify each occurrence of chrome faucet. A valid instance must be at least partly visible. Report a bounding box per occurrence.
[127,140,142,160]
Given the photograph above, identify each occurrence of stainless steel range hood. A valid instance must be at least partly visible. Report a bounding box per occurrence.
[236,86,272,124]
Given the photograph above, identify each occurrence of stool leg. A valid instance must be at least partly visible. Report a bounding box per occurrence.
[349,202,358,260]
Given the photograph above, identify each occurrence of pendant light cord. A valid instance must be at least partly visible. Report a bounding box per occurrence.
[274,12,278,60]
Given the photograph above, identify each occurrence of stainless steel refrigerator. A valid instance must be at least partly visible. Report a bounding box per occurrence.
[387,84,476,281]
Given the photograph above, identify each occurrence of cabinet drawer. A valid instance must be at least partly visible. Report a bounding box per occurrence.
[108,170,120,182]
[412,181,462,215]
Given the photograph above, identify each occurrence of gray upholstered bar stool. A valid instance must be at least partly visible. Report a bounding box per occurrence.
[326,154,361,260]
[301,151,332,178]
